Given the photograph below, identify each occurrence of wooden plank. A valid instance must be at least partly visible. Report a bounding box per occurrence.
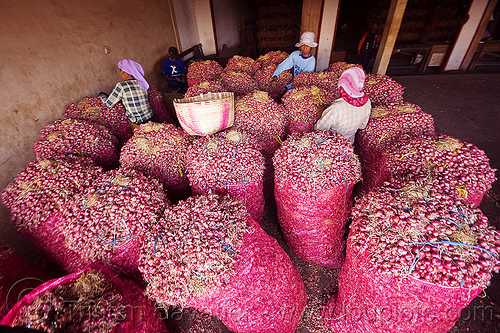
[373,0,408,75]
[462,0,499,71]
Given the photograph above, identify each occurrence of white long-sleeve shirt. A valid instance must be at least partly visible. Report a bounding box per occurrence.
[315,98,371,145]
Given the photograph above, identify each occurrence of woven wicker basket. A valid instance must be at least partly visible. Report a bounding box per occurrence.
[174,92,235,136]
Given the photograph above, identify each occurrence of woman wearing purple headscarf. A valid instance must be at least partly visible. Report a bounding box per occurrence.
[100,59,153,127]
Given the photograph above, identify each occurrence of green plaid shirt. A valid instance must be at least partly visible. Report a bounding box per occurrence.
[104,79,153,124]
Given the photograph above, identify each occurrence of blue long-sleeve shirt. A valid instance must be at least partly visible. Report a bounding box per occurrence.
[272,51,316,77]
[272,51,316,89]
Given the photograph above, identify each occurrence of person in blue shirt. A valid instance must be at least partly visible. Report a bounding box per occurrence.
[272,31,317,90]
[162,47,188,93]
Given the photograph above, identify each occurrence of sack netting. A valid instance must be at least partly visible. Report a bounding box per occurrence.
[0,244,51,318]
[60,168,169,276]
[186,129,265,225]
[148,85,175,124]
[385,135,497,207]
[281,85,334,136]
[323,181,500,333]
[354,102,435,195]
[33,118,120,169]
[120,122,192,201]
[0,156,103,272]
[233,90,286,160]
[1,263,169,332]
[139,193,307,333]
[273,131,362,267]
[64,96,133,144]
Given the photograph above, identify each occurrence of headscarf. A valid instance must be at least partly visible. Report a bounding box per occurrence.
[118,59,149,91]
[338,67,368,107]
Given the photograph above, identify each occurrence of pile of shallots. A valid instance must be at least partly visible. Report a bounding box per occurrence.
[60,168,168,275]
[33,118,119,169]
[186,129,265,224]
[64,96,132,144]
[120,122,191,200]
[1,156,102,232]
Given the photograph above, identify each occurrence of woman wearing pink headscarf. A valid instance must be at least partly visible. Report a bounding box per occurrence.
[100,59,153,128]
[315,67,371,144]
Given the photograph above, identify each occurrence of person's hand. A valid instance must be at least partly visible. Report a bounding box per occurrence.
[99,92,108,103]
[271,76,278,87]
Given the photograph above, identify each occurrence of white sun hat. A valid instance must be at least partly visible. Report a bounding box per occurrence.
[295,31,318,48]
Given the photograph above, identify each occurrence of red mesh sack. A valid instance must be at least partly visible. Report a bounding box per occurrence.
[139,193,307,333]
[148,85,174,124]
[184,80,225,98]
[362,73,404,107]
[120,122,192,201]
[323,182,500,333]
[233,91,286,160]
[60,168,169,276]
[355,102,435,195]
[0,245,51,318]
[34,118,120,169]
[186,130,265,224]
[1,157,103,272]
[281,86,334,136]
[64,96,133,145]
[273,131,362,267]
[254,65,292,100]
[255,51,289,68]
[385,135,496,207]
[220,70,258,97]
[1,263,169,332]
[187,60,223,87]
[224,55,259,76]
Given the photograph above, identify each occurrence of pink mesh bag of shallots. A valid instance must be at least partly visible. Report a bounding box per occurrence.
[2,263,169,332]
[273,131,362,268]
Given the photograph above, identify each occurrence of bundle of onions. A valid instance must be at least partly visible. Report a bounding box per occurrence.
[34,118,119,169]
[323,182,500,333]
[292,71,339,98]
[148,85,174,124]
[355,102,435,194]
[187,60,224,87]
[385,135,497,207]
[1,156,102,232]
[273,131,362,267]
[186,129,265,224]
[281,85,333,135]
[119,122,191,201]
[255,50,289,68]
[233,90,286,160]
[60,168,168,276]
[224,55,260,75]
[220,70,258,96]
[184,80,225,98]
[139,193,307,333]
[1,156,102,272]
[363,73,404,107]
[2,264,170,332]
[64,96,133,145]
[253,65,292,100]
[324,62,363,77]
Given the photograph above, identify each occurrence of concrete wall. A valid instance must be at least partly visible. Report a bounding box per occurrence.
[173,0,200,51]
[0,0,177,257]
[172,0,217,55]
